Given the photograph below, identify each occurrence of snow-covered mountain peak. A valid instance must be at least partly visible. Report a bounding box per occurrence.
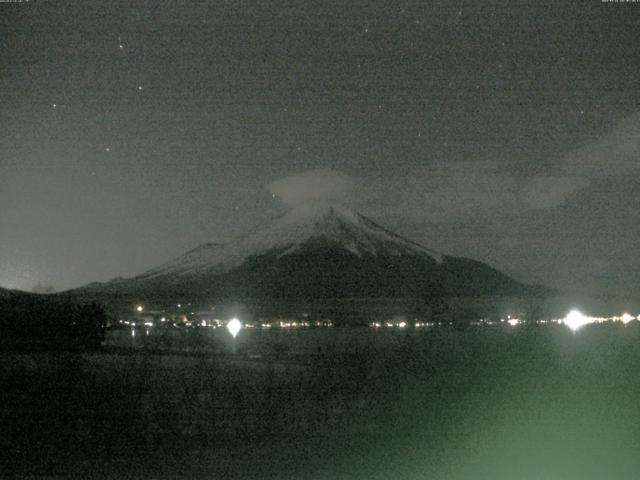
[138,203,443,279]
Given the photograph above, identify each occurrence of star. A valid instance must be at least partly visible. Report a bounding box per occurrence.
[52,103,57,109]
[137,85,143,91]
[105,147,111,152]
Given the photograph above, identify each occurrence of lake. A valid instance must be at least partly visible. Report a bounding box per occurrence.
[3,323,640,479]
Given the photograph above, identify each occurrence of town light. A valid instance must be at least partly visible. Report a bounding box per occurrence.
[563,309,590,331]
[227,318,242,339]
[136,305,143,312]
[620,313,634,324]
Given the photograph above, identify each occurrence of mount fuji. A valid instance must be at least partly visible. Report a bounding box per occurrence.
[140,203,444,278]
[72,204,542,304]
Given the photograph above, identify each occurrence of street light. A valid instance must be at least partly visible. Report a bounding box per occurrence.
[563,309,589,331]
[227,318,242,339]
[227,318,242,354]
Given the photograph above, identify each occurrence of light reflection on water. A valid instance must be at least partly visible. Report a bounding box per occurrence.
[108,324,412,355]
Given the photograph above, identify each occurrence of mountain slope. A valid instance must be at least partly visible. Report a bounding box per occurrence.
[138,204,443,279]
[73,204,538,302]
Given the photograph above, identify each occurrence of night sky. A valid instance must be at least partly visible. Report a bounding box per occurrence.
[2,1,640,295]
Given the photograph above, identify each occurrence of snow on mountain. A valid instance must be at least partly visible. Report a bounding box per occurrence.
[138,203,443,280]
[69,202,543,303]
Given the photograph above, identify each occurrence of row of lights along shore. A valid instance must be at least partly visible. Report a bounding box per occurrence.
[129,305,639,336]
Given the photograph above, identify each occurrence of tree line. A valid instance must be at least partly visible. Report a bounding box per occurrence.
[0,293,106,350]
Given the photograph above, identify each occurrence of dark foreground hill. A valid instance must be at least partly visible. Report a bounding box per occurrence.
[0,287,106,350]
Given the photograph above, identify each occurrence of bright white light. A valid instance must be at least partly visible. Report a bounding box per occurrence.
[131,329,135,337]
[227,318,242,339]
[620,313,634,324]
[398,321,407,328]
[563,309,590,331]
[136,305,143,312]
[201,320,207,327]
[507,318,520,326]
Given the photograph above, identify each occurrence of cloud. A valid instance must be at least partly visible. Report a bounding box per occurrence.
[268,168,353,207]
[369,162,520,223]
[419,162,518,222]
[370,161,588,222]
[267,112,640,222]
[563,112,640,178]
[520,175,587,209]
[516,112,640,210]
